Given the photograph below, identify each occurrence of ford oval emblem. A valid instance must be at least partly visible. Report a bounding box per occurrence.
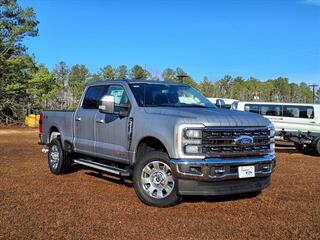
[234,135,254,145]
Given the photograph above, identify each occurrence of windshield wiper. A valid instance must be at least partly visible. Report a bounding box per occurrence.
[145,104,178,107]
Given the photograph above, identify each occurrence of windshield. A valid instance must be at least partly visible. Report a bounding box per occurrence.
[129,83,215,108]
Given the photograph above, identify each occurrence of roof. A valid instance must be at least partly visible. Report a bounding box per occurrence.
[238,101,320,107]
[88,79,187,86]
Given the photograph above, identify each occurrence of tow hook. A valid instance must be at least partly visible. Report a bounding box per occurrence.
[41,147,49,154]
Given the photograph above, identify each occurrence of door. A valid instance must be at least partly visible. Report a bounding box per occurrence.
[94,84,131,163]
[74,85,108,154]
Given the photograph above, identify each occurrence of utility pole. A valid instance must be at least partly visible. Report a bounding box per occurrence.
[309,84,319,103]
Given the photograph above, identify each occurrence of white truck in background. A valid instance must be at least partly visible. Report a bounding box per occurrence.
[234,101,320,155]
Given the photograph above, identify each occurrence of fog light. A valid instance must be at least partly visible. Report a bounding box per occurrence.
[185,145,202,154]
[214,166,225,174]
[261,164,272,172]
[179,165,202,175]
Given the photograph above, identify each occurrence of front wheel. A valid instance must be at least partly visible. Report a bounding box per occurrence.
[133,151,181,207]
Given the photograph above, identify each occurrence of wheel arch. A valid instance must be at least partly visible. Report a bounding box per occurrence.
[134,136,170,165]
[49,126,61,142]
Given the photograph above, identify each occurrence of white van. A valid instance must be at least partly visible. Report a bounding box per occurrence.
[234,101,320,155]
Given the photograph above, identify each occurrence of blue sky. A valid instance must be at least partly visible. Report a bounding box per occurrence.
[21,0,320,84]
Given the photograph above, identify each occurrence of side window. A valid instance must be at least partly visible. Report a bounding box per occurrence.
[244,104,260,114]
[283,106,314,119]
[106,85,130,113]
[82,85,108,109]
[261,105,282,116]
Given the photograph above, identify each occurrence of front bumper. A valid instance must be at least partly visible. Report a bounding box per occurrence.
[170,154,275,196]
[170,154,276,182]
[176,177,271,196]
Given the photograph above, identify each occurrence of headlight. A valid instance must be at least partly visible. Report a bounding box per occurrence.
[185,129,202,139]
[175,124,205,159]
[268,123,275,137]
[185,145,202,154]
[270,143,275,151]
[268,123,276,154]
[182,128,203,154]
[270,129,275,137]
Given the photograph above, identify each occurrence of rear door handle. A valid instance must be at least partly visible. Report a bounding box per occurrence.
[75,117,82,121]
[96,119,104,123]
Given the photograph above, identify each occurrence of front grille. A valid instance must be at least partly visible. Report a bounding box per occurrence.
[202,127,272,157]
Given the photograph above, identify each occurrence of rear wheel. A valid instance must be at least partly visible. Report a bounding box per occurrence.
[133,151,181,207]
[48,138,71,174]
[312,137,320,156]
[294,143,311,155]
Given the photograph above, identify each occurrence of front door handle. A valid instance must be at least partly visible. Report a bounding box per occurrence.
[75,116,82,121]
[96,119,104,123]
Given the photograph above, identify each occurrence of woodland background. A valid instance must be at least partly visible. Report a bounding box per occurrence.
[0,0,319,124]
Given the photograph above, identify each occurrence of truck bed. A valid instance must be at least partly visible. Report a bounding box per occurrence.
[40,110,75,145]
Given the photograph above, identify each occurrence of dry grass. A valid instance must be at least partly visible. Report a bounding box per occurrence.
[0,128,319,240]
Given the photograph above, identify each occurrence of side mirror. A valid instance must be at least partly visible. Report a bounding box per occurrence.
[216,99,226,108]
[118,103,130,117]
[99,95,115,114]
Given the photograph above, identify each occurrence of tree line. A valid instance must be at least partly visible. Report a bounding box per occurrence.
[0,0,319,124]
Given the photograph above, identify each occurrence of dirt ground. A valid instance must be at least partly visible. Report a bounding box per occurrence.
[0,128,319,240]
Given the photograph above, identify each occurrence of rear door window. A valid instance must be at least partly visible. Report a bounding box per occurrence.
[283,106,314,119]
[260,105,282,116]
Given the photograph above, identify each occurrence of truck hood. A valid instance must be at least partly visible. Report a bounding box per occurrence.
[144,107,270,127]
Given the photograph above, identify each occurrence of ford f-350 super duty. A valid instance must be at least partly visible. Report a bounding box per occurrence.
[39,80,276,207]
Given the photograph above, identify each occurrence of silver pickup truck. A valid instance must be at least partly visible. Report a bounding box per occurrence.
[39,80,276,207]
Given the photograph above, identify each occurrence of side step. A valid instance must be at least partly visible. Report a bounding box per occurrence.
[73,159,130,177]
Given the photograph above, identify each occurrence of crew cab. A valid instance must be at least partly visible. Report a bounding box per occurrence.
[39,80,276,207]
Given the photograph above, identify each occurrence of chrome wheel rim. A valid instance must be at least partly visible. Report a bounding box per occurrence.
[141,161,174,199]
[49,144,60,170]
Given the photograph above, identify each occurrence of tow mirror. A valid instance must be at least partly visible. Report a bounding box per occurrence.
[215,99,226,108]
[118,103,130,117]
[99,95,115,114]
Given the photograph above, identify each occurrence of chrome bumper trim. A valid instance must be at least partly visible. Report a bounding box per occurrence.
[170,154,276,182]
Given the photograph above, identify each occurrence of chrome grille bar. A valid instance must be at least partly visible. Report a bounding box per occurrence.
[202,127,271,157]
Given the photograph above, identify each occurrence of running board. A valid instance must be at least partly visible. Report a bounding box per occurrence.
[73,159,130,177]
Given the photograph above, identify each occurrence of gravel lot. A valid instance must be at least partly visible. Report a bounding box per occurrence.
[0,128,319,240]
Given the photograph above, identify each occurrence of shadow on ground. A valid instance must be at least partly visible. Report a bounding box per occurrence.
[182,191,261,203]
[84,170,261,204]
[85,171,133,188]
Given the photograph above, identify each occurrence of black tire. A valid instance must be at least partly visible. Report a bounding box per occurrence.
[48,138,71,175]
[133,151,181,207]
[312,137,320,156]
[294,143,311,155]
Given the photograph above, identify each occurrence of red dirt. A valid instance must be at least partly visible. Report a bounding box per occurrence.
[0,128,319,240]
